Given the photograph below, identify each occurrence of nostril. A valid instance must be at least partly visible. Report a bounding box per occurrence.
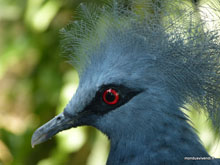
[57,116,61,120]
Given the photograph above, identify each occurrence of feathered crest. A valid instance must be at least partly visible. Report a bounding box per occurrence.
[60,1,132,72]
[60,0,220,130]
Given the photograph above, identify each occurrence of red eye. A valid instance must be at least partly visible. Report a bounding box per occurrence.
[102,89,119,105]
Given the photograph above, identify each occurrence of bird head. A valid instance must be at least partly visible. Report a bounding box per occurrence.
[32,1,220,149]
[31,22,166,147]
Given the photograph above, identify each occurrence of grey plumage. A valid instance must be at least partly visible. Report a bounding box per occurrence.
[32,0,220,164]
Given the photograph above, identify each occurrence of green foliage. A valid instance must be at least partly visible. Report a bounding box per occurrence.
[0,0,109,165]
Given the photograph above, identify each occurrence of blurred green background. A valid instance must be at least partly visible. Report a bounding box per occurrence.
[0,0,219,165]
[0,0,110,165]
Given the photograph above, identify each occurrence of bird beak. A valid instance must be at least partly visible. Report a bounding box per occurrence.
[31,112,74,148]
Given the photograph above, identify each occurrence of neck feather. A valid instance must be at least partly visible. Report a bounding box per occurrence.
[107,89,209,164]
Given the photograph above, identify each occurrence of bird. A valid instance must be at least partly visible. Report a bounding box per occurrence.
[31,0,220,164]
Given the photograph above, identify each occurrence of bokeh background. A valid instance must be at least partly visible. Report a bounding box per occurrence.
[0,0,219,165]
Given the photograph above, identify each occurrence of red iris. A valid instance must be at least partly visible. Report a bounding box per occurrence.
[102,89,119,105]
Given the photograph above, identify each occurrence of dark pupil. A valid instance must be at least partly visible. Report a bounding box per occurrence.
[106,92,116,102]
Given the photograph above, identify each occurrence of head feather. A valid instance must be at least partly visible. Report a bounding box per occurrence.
[60,0,220,130]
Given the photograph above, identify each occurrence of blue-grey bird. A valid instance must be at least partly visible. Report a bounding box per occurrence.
[32,0,220,164]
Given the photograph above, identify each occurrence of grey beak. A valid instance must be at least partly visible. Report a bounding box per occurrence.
[31,112,74,148]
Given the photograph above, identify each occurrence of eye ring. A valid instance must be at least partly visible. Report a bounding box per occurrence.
[102,89,119,105]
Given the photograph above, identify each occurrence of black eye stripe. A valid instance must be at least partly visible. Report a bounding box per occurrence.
[81,84,142,116]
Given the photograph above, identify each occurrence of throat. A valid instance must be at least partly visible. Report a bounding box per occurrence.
[106,111,209,164]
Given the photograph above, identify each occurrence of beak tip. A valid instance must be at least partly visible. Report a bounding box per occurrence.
[31,134,37,148]
[31,129,45,148]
